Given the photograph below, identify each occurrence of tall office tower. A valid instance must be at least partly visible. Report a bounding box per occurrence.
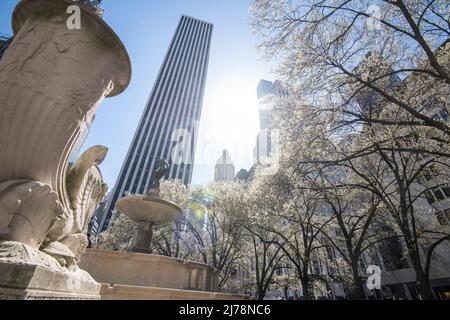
[0,36,13,61]
[214,150,235,182]
[254,80,289,164]
[98,15,213,233]
[256,80,289,130]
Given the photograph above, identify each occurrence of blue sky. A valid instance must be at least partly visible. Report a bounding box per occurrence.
[0,0,274,188]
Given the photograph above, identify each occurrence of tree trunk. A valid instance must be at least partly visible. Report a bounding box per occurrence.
[349,260,366,300]
[415,266,436,300]
[406,240,436,300]
[301,276,313,300]
[257,287,266,300]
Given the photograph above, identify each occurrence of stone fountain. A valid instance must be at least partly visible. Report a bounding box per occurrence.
[116,190,183,254]
[0,0,248,301]
[115,161,183,254]
[0,0,131,299]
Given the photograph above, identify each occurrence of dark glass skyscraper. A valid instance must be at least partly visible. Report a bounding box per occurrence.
[98,15,213,233]
[0,36,13,61]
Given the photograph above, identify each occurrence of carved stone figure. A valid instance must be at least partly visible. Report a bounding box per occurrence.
[150,159,170,190]
[45,146,109,263]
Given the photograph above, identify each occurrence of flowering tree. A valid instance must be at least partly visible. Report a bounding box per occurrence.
[315,172,386,299]
[184,182,248,289]
[249,166,335,300]
[251,0,449,138]
[250,0,450,300]
[151,180,192,258]
[245,223,285,300]
[92,210,136,251]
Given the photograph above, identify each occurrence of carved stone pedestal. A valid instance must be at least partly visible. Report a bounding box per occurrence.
[131,222,155,254]
[0,242,100,300]
[0,0,131,299]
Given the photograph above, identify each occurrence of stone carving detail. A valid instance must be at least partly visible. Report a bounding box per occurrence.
[150,159,170,190]
[0,241,99,299]
[0,180,64,248]
[0,0,131,298]
[0,241,64,271]
[45,146,109,262]
[0,147,109,267]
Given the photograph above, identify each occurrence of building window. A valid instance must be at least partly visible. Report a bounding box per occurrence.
[434,188,446,201]
[423,169,433,181]
[379,237,409,271]
[432,109,449,122]
[326,246,337,260]
[425,191,436,204]
[312,259,321,274]
[419,164,443,183]
[442,186,450,198]
[435,210,449,226]
[425,185,450,205]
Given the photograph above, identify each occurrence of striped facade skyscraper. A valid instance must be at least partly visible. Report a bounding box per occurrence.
[98,15,213,233]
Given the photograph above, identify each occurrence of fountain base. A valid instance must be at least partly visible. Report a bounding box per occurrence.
[0,242,100,300]
[99,284,252,301]
[130,222,154,254]
[80,249,251,300]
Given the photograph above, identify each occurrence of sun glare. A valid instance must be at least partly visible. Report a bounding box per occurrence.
[196,75,260,169]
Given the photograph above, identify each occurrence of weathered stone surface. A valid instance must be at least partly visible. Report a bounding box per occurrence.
[0,180,64,248]
[116,195,183,225]
[0,241,100,300]
[0,0,131,299]
[0,264,101,300]
[80,249,218,292]
[46,146,109,262]
[129,222,155,254]
[80,249,252,300]
[99,284,253,301]
[1,0,130,197]
[0,0,130,252]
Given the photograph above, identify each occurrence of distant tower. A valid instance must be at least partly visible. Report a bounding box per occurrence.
[257,79,289,130]
[214,150,235,182]
[254,79,289,164]
[98,15,213,233]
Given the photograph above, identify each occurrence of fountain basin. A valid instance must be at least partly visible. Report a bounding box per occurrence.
[80,249,253,300]
[115,195,182,224]
[80,249,217,291]
[115,194,183,254]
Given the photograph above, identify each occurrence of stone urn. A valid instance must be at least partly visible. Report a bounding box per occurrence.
[0,0,131,300]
